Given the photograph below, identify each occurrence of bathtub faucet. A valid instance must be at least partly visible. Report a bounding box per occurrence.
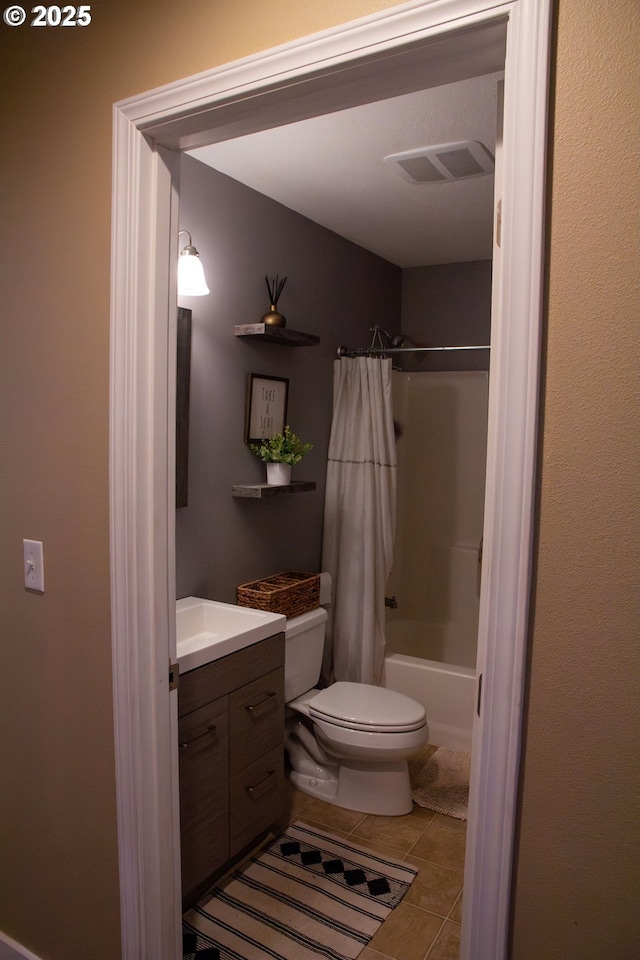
[385,595,398,609]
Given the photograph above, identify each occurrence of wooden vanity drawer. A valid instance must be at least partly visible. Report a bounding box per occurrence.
[179,696,229,813]
[178,633,284,717]
[229,743,284,857]
[179,696,229,899]
[229,667,284,774]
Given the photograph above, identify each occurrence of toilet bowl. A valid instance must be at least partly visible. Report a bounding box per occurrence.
[284,602,429,815]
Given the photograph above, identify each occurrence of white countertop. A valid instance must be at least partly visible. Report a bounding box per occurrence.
[176,596,286,673]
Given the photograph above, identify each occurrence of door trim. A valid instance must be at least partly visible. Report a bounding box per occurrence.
[110,2,551,957]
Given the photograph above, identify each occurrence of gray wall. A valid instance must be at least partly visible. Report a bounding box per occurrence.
[401,260,491,371]
[176,155,401,602]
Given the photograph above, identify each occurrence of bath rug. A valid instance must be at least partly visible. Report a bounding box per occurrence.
[183,819,417,960]
[410,746,471,821]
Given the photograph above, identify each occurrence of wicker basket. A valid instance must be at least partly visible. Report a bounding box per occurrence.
[236,571,320,619]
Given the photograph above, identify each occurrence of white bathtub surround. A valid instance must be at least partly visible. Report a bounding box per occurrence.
[322,357,397,684]
[385,567,478,668]
[382,371,488,753]
[388,371,488,666]
[383,654,475,752]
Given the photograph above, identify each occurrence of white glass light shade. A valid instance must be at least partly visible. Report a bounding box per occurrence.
[178,247,210,296]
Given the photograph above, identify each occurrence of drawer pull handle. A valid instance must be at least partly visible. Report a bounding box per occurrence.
[245,691,277,715]
[179,723,217,750]
[246,769,276,799]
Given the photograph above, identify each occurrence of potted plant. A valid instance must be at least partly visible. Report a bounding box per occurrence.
[250,425,313,485]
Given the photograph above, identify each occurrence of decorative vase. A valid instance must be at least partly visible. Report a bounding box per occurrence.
[262,304,286,327]
[263,276,287,326]
[266,462,291,486]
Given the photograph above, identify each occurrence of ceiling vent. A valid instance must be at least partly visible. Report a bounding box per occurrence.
[384,141,495,184]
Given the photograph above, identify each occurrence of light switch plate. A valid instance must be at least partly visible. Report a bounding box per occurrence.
[23,539,45,592]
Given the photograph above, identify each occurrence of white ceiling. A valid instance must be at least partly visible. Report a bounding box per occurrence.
[189,72,501,269]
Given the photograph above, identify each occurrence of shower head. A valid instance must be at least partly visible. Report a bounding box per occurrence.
[365,326,424,362]
[390,332,426,366]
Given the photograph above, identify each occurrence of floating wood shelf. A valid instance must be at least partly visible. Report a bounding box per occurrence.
[234,324,320,347]
[232,480,316,499]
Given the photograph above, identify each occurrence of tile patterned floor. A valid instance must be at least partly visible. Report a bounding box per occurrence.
[278,762,465,960]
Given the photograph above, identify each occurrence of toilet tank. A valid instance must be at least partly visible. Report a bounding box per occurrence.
[284,606,328,702]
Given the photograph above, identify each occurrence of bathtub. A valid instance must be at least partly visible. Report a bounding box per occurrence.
[382,621,476,752]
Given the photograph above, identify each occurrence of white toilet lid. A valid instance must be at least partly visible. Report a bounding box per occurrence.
[309,682,426,732]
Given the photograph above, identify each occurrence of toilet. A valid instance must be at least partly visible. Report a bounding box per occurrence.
[284,603,429,816]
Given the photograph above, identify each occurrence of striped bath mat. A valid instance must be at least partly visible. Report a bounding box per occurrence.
[183,820,417,959]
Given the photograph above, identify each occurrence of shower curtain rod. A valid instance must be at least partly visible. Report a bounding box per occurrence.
[336,343,490,357]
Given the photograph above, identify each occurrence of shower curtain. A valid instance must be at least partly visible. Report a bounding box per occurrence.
[321,357,397,685]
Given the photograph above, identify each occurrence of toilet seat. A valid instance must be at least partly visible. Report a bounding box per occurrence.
[308,681,426,733]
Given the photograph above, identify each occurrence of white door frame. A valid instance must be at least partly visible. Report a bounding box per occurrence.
[110,1,551,957]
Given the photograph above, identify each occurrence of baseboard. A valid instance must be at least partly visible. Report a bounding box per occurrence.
[0,932,44,960]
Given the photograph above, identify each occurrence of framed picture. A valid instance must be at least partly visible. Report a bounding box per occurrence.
[245,373,289,442]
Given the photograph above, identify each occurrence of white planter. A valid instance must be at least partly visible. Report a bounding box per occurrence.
[266,462,291,486]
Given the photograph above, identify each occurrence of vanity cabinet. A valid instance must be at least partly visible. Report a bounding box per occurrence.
[178,632,285,907]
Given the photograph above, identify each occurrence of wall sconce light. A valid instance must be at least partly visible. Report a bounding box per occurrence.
[178,230,210,296]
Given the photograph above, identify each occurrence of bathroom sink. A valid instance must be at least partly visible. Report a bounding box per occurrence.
[176,596,286,673]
